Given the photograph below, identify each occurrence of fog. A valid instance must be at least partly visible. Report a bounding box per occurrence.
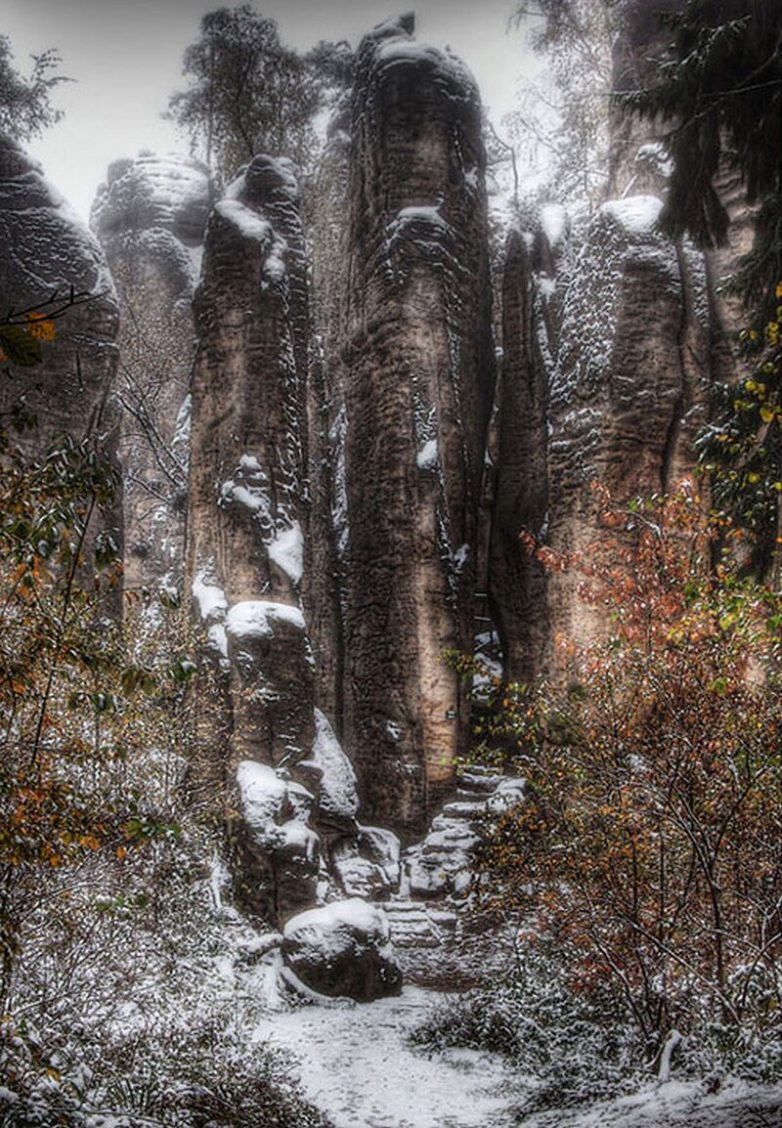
[4,0,534,220]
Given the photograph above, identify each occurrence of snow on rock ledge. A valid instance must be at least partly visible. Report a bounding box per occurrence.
[298,709,360,826]
[282,898,402,1001]
[600,193,664,237]
[226,600,306,640]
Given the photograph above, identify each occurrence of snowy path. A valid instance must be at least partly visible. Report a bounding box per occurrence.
[252,986,521,1128]
[252,985,782,1128]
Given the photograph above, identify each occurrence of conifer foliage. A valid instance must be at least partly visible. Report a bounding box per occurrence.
[0,34,67,142]
[619,0,781,312]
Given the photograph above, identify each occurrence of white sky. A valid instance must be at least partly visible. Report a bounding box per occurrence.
[4,0,536,221]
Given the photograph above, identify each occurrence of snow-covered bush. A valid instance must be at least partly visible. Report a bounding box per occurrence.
[409,944,643,1112]
[0,415,328,1127]
[0,826,330,1128]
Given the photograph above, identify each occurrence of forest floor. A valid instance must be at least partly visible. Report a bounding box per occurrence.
[252,986,782,1128]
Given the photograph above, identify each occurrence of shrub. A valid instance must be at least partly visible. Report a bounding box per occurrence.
[471,485,782,1059]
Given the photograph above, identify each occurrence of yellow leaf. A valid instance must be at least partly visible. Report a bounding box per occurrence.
[25,312,56,342]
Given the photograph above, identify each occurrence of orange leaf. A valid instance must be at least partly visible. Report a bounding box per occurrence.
[25,312,56,342]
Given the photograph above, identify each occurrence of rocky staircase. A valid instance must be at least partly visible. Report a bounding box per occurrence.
[373,766,526,989]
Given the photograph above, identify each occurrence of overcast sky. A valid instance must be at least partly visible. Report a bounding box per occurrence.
[4,0,535,222]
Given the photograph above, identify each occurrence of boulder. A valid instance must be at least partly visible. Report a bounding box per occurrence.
[282,898,402,1001]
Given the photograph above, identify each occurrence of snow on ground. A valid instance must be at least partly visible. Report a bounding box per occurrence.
[525,1079,782,1127]
[252,986,521,1128]
[251,984,782,1128]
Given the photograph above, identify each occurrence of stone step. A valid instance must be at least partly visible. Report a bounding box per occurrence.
[440,799,487,820]
[376,898,459,949]
[458,770,506,793]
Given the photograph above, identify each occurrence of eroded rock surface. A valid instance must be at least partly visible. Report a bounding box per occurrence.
[282,898,402,1001]
[92,153,211,592]
[186,155,317,919]
[540,195,711,659]
[0,133,121,589]
[338,16,495,836]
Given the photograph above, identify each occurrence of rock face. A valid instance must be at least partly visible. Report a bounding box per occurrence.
[304,100,352,729]
[489,226,552,685]
[338,16,495,836]
[186,154,317,919]
[491,0,725,680]
[92,153,211,593]
[0,133,121,585]
[540,195,711,659]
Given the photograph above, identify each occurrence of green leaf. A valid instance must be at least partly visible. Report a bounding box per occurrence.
[0,324,43,366]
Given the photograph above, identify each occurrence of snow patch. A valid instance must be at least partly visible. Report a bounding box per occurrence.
[305,708,359,821]
[192,569,227,623]
[600,194,664,237]
[215,198,271,242]
[416,438,439,471]
[236,760,287,829]
[284,898,390,952]
[268,521,304,586]
[225,600,305,640]
[540,202,567,248]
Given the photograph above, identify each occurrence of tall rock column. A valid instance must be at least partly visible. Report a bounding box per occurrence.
[340,17,495,836]
[304,100,353,731]
[0,134,121,587]
[543,196,711,660]
[186,156,316,918]
[92,153,211,593]
[489,225,553,685]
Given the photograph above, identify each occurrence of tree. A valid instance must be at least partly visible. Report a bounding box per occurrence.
[470,485,782,1056]
[167,6,324,181]
[0,34,67,142]
[613,2,781,573]
[0,292,198,1013]
[507,1,620,208]
[695,294,782,578]
[618,0,781,316]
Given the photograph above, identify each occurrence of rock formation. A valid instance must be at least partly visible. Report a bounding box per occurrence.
[488,224,553,685]
[186,154,320,919]
[338,16,495,836]
[55,0,755,990]
[92,153,211,593]
[303,98,352,731]
[0,132,121,585]
[491,0,721,680]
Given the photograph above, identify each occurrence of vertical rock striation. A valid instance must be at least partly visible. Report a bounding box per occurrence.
[304,100,353,731]
[92,153,211,593]
[186,155,317,917]
[543,195,711,659]
[489,225,552,685]
[339,16,495,835]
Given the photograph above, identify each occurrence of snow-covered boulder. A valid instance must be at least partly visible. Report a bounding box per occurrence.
[333,853,392,900]
[329,823,401,900]
[282,899,402,1001]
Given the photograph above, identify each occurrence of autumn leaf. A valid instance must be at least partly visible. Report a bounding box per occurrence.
[25,311,56,342]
